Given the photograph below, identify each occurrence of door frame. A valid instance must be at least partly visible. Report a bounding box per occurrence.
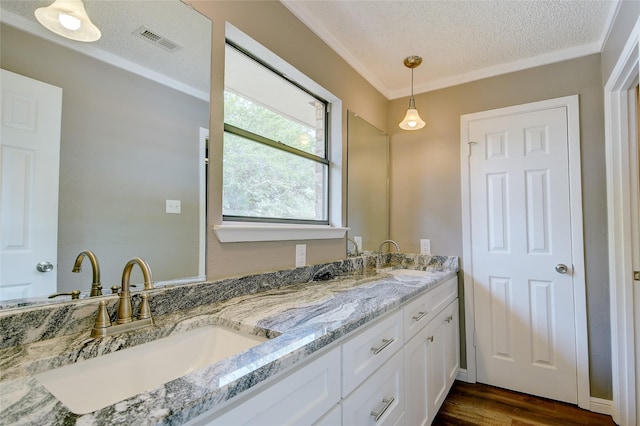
[605,17,640,426]
[460,95,590,409]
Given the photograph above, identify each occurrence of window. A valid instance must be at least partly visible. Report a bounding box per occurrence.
[214,24,345,243]
[223,43,329,224]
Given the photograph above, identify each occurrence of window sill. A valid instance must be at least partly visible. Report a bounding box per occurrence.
[213,223,348,243]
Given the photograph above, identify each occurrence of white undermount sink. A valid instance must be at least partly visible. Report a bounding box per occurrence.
[387,268,431,277]
[36,325,267,415]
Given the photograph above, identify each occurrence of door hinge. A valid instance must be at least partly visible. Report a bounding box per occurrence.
[634,271,640,281]
[468,141,477,157]
[473,331,477,347]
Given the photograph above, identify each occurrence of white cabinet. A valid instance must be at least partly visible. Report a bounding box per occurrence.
[341,350,405,426]
[192,347,341,426]
[404,299,459,426]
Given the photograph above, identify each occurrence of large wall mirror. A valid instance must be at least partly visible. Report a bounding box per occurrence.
[0,1,211,306]
[346,111,389,253]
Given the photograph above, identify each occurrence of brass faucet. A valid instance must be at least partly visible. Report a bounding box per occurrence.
[90,257,154,338]
[72,250,102,296]
[116,257,154,324]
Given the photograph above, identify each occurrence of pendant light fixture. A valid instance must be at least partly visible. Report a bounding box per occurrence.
[398,55,426,131]
[35,0,101,43]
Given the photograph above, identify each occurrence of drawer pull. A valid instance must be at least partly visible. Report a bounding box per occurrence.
[412,311,428,322]
[445,315,453,323]
[427,336,434,342]
[370,397,395,422]
[370,338,394,355]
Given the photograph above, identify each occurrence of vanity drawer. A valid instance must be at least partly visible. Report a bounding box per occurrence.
[342,309,403,396]
[341,350,404,426]
[403,276,457,340]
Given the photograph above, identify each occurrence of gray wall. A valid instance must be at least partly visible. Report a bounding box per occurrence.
[388,54,610,398]
[1,24,209,290]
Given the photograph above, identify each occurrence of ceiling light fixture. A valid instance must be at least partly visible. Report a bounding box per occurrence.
[35,0,101,43]
[398,55,426,131]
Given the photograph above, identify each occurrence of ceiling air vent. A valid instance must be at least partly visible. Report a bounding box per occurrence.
[133,26,182,52]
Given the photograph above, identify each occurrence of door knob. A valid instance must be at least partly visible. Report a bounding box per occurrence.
[555,264,568,274]
[37,261,54,272]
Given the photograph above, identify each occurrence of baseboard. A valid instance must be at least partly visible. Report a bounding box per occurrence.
[590,397,613,416]
[456,368,470,382]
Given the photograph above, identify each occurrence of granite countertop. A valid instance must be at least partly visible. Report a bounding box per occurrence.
[0,262,457,426]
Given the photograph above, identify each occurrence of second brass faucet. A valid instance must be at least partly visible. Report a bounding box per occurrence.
[116,257,154,324]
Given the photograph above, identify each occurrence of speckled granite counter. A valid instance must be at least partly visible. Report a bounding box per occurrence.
[0,255,458,425]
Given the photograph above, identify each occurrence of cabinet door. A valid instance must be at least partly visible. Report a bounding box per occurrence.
[404,321,431,426]
[443,301,460,388]
[202,347,340,426]
[342,350,405,426]
[405,298,460,426]
[426,300,460,424]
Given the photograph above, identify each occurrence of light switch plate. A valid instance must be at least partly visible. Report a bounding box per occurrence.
[420,239,431,255]
[295,244,306,267]
[166,200,181,214]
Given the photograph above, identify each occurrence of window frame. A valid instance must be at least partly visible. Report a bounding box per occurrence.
[214,23,346,243]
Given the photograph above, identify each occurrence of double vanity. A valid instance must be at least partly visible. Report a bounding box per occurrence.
[0,253,459,425]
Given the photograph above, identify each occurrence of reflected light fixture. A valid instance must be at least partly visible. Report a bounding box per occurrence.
[35,0,101,42]
[398,55,426,131]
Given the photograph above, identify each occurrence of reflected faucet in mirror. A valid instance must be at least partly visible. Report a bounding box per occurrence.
[72,250,102,296]
[377,239,400,268]
[346,237,361,256]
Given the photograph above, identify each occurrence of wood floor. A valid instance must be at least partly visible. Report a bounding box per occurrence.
[432,381,617,426]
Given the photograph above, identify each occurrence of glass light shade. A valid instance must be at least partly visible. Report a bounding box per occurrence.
[35,0,101,42]
[399,105,426,130]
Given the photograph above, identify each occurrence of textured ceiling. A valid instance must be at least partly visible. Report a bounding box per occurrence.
[1,1,619,101]
[281,0,619,99]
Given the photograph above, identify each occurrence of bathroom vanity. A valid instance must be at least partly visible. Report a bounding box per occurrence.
[0,254,459,425]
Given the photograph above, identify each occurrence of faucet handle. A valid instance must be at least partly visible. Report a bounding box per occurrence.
[91,300,112,338]
[48,290,81,300]
[137,293,152,320]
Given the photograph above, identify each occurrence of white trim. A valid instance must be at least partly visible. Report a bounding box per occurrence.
[605,17,640,426]
[591,397,614,416]
[456,368,469,383]
[213,223,348,243]
[460,95,590,408]
[199,128,208,277]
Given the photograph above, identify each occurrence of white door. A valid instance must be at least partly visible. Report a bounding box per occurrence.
[0,69,62,300]
[468,104,578,403]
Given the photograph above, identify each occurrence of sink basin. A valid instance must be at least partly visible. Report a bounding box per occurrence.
[36,325,267,414]
[387,269,436,282]
[388,269,430,277]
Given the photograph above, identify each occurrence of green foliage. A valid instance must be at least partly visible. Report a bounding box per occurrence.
[223,92,327,221]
